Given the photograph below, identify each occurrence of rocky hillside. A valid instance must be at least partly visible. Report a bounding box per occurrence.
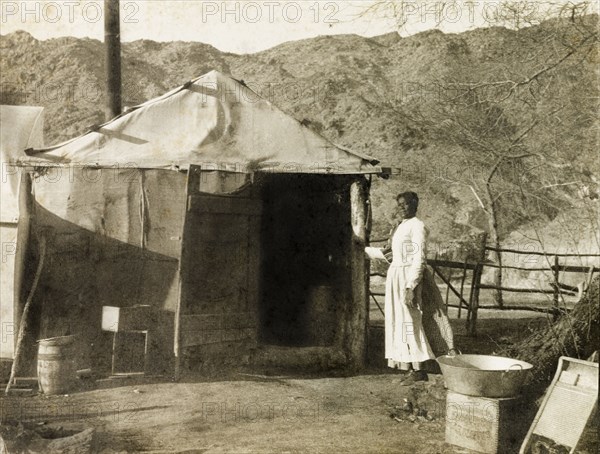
[2,16,598,248]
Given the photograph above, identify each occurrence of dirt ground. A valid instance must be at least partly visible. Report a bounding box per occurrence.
[2,374,454,453]
[1,311,557,454]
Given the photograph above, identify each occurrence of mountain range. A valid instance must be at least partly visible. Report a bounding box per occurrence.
[2,15,598,249]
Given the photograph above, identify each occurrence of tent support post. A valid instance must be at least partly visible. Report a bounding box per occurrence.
[173,169,192,381]
[13,171,33,344]
[346,178,370,370]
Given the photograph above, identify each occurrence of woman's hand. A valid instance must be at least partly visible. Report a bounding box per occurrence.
[404,288,415,308]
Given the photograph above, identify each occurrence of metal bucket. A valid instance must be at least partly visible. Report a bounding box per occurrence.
[37,335,76,395]
[437,354,533,398]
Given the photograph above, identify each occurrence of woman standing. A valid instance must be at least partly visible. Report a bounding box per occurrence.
[367,192,435,384]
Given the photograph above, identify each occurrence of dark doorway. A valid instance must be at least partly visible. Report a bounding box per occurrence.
[258,175,351,347]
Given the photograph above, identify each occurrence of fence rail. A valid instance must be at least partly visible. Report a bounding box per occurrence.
[484,246,600,257]
[477,285,556,294]
[368,240,599,336]
[482,247,599,319]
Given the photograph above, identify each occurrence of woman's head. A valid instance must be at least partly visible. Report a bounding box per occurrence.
[396,191,419,219]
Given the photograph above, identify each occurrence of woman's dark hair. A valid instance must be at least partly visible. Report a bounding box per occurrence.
[396,191,419,212]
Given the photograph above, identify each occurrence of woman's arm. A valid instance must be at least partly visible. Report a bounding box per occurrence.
[365,247,386,261]
[365,225,395,263]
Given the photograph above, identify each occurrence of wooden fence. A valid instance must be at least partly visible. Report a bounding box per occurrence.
[368,240,600,336]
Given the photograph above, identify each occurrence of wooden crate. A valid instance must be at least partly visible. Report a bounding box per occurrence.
[446,391,526,454]
[101,306,154,374]
[101,305,153,332]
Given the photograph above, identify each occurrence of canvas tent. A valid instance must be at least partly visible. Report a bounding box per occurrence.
[15,71,381,376]
[1,105,44,376]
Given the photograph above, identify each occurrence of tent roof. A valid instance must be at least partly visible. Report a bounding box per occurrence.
[22,71,381,174]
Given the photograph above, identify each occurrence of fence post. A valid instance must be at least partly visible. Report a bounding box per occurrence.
[458,260,467,319]
[467,233,488,336]
[445,269,452,311]
[553,255,560,320]
[468,264,483,336]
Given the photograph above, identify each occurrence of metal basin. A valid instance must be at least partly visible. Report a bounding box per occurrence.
[437,354,533,398]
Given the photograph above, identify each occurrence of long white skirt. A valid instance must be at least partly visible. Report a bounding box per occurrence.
[385,265,435,369]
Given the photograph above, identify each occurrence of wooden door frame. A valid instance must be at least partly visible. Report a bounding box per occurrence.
[174,166,261,379]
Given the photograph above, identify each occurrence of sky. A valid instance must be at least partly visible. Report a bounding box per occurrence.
[0,1,588,54]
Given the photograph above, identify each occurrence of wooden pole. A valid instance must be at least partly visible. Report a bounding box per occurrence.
[458,260,467,319]
[5,235,46,394]
[584,266,595,298]
[445,269,452,310]
[485,246,600,257]
[552,255,560,321]
[370,293,385,317]
[173,169,193,381]
[467,233,487,336]
[104,0,122,121]
[467,264,482,336]
[13,172,33,345]
[430,264,470,308]
[466,269,475,327]
[347,178,369,370]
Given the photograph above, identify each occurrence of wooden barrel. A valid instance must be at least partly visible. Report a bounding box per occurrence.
[37,336,76,395]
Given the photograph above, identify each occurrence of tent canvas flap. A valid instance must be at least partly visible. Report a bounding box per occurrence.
[0,105,44,361]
